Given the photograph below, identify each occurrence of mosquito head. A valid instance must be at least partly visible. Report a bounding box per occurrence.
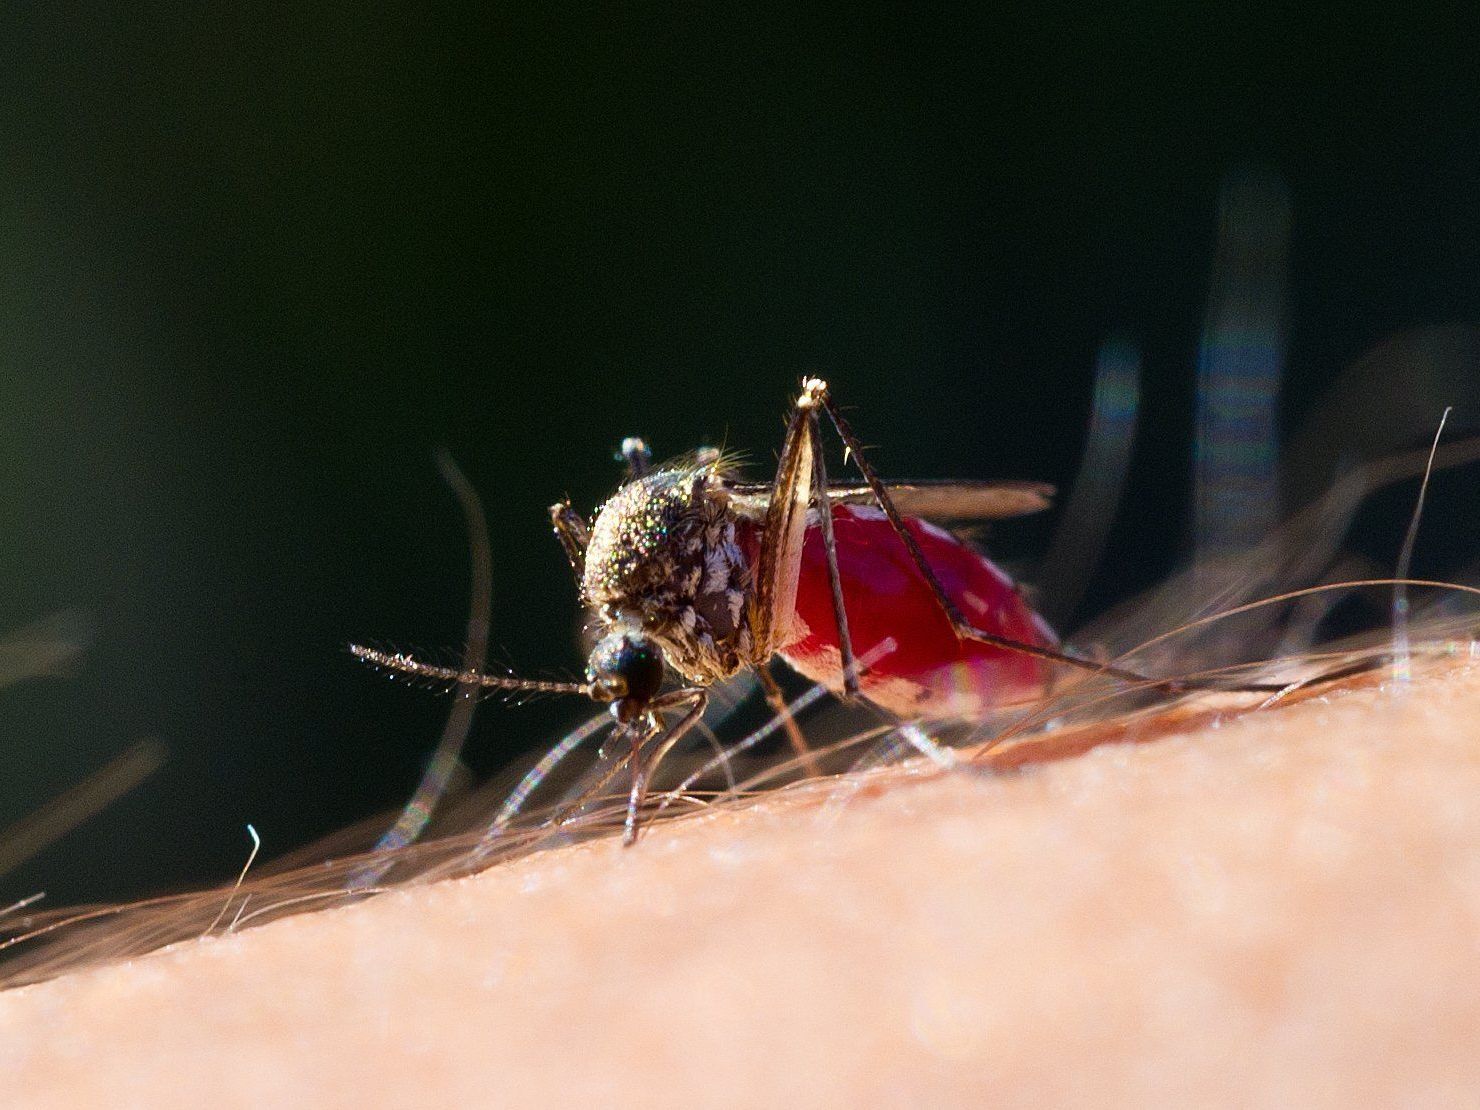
[586,626,666,723]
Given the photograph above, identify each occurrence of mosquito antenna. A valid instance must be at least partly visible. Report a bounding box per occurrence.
[349,645,592,697]
[1392,407,1452,682]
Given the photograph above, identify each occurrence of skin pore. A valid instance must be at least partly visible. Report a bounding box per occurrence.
[3,656,1480,1107]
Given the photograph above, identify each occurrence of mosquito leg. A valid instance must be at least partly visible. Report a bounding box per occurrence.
[541,740,636,838]
[623,688,708,846]
[742,380,849,778]
[544,702,688,849]
[806,407,862,700]
[550,501,590,582]
[622,727,651,848]
[575,441,671,627]
[804,379,1263,694]
[691,717,739,799]
[755,664,822,777]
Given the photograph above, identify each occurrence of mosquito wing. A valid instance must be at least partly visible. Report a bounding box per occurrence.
[725,478,1054,522]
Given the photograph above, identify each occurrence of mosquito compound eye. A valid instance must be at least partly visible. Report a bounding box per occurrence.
[587,631,665,707]
[618,639,666,704]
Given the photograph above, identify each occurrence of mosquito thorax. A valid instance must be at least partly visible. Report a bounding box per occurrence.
[581,464,754,685]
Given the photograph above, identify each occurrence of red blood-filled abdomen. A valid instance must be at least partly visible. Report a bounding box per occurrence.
[757,505,1056,718]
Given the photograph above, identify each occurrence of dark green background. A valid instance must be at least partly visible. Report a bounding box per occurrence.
[2,6,1476,905]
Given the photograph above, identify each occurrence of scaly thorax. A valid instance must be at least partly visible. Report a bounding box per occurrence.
[581,467,754,684]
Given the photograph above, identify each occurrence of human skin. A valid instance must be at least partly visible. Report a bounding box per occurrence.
[3,660,1480,1108]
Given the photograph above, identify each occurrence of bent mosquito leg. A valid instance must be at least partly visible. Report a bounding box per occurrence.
[805,379,1284,694]
[550,501,590,582]
[745,387,844,775]
[542,734,640,837]
[806,407,861,699]
[623,688,708,846]
[756,664,822,777]
[801,380,1124,678]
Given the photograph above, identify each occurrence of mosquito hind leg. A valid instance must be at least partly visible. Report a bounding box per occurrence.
[804,400,862,700]
[741,379,859,780]
[802,378,1220,693]
[749,380,864,691]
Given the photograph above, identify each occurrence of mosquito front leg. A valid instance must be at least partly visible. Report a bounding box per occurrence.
[533,729,642,840]
[623,687,708,846]
[549,436,657,585]
[622,724,653,848]
[746,379,865,760]
[804,403,861,699]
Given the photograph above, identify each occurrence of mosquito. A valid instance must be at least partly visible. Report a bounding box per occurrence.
[354,378,1253,845]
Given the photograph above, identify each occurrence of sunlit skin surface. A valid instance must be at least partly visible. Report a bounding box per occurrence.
[4,659,1480,1107]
